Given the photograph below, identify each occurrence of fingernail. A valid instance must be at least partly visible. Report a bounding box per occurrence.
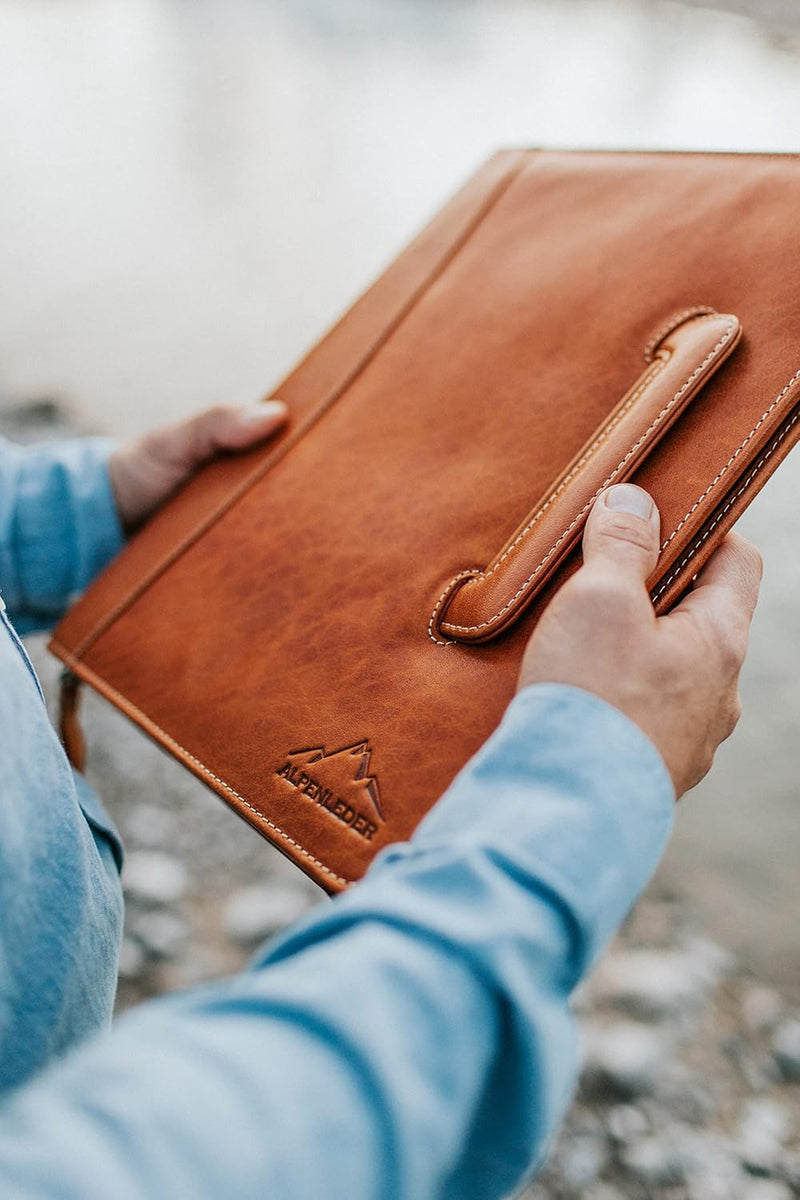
[241,400,287,422]
[603,484,654,520]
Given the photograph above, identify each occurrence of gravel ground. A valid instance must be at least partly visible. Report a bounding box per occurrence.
[528,900,800,1199]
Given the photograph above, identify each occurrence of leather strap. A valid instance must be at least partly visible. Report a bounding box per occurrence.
[433,309,742,644]
[59,669,87,773]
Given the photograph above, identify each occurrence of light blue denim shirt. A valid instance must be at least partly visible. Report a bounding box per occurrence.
[0,437,125,1094]
[0,436,675,1198]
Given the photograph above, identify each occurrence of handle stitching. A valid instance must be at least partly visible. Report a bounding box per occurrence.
[427,570,480,646]
[438,314,736,636]
[478,357,667,581]
[50,641,350,888]
[643,305,716,364]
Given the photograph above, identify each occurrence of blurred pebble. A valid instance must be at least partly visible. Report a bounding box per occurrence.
[681,1130,749,1199]
[606,1103,651,1143]
[159,948,230,992]
[681,936,733,982]
[656,1071,716,1126]
[583,1186,626,1200]
[128,911,189,961]
[559,1131,608,1191]
[123,851,188,907]
[622,899,685,949]
[590,949,713,1020]
[581,1022,673,1099]
[777,1150,800,1190]
[740,1181,795,1200]
[771,1019,800,1081]
[123,802,175,850]
[741,986,784,1034]
[738,1097,791,1169]
[222,884,313,944]
[620,1133,685,1186]
[117,936,146,982]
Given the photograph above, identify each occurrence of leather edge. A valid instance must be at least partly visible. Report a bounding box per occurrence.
[653,388,800,613]
[49,639,352,894]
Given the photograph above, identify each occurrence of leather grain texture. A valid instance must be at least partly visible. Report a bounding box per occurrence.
[50,150,800,891]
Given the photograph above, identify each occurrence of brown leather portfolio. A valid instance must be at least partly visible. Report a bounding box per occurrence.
[50,150,800,892]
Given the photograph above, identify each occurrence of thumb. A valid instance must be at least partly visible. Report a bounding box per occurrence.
[582,484,661,582]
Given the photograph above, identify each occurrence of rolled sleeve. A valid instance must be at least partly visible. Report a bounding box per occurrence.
[0,438,124,633]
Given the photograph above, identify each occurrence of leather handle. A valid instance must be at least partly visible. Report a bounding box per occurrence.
[432,308,742,644]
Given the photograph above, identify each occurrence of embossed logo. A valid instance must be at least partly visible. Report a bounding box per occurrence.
[275,742,383,840]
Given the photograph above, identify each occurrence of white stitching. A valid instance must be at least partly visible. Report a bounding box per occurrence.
[51,641,350,888]
[659,366,800,554]
[643,306,716,364]
[478,357,667,581]
[652,409,800,602]
[427,570,479,645]
[437,314,736,636]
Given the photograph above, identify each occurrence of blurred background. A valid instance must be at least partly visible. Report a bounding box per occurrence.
[2,1,800,1195]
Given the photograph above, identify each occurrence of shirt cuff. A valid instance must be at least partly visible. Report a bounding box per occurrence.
[72,770,125,875]
[3,439,125,633]
[377,683,676,967]
[48,438,125,598]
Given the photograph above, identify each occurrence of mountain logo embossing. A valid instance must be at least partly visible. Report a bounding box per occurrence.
[275,742,383,841]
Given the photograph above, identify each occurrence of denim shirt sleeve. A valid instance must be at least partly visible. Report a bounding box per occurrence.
[0,684,674,1200]
[0,437,124,634]
[0,607,123,1097]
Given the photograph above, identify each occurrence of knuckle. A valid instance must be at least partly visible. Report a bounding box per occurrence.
[597,515,656,555]
[207,403,232,423]
[717,692,742,743]
[717,623,748,674]
[697,607,748,675]
[569,567,638,618]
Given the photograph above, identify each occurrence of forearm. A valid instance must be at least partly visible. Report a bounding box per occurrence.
[0,614,123,1093]
[0,685,673,1199]
[0,438,123,632]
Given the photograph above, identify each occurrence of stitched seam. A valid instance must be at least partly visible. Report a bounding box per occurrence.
[659,366,800,554]
[439,315,736,635]
[652,409,800,601]
[50,641,350,888]
[69,154,529,662]
[643,306,716,364]
[427,570,480,646]
[477,357,667,581]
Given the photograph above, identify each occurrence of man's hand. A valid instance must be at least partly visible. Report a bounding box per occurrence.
[518,483,762,798]
[109,401,288,532]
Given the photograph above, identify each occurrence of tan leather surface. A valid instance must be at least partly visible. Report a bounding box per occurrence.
[50,151,800,892]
